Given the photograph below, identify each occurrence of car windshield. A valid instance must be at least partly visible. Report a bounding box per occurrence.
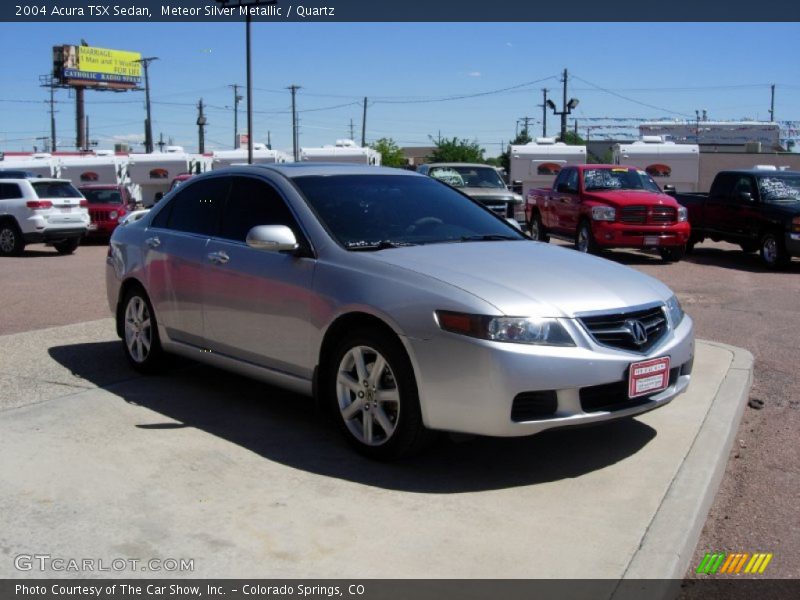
[32,181,82,198]
[80,188,123,204]
[293,174,524,249]
[428,166,506,189]
[583,168,662,193]
[756,175,800,204]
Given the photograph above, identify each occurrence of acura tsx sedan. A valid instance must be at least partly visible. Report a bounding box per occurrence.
[106,164,694,460]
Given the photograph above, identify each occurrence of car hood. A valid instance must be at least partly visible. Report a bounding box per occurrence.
[583,190,676,207]
[367,241,671,317]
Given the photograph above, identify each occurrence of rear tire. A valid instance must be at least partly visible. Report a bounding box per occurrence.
[575,220,598,254]
[119,287,166,373]
[760,232,790,269]
[0,222,25,257]
[53,237,80,255]
[528,211,549,242]
[324,328,435,460]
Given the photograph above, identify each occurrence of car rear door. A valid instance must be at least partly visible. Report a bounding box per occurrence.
[202,174,317,378]
[145,176,229,347]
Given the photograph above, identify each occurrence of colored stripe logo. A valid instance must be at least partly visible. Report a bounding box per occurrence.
[696,552,773,574]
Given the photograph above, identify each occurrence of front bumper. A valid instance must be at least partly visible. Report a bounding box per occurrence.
[406,314,694,437]
[786,232,800,257]
[86,220,120,237]
[592,221,691,249]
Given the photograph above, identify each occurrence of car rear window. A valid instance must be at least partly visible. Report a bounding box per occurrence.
[32,181,83,199]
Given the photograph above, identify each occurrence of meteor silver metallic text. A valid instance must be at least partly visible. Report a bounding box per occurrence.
[106,164,694,459]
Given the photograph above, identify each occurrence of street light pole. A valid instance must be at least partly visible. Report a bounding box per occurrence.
[216,0,277,164]
[136,57,159,153]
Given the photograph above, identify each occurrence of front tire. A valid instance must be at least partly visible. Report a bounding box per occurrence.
[760,232,790,269]
[659,246,686,262]
[53,237,80,255]
[575,220,598,254]
[119,287,166,373]
[325,328,434,460]
[0,222,25,256]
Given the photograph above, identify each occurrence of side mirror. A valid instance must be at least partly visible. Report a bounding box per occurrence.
[737,191,753,202]
[663,184,676,195]
[246,225,299,253]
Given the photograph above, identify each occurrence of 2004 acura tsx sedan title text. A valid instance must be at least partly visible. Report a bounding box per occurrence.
[106,164,694,459]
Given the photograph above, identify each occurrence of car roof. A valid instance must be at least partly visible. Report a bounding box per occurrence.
[78,183,123,189]
[424,163,495,168]
[0,178,70,184]
[719,169,800,176]
[215,163,420,179]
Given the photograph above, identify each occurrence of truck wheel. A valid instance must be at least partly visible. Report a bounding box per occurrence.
[324,327,435,460]
[659,246,686,262]
[575,221,598,254]
[528,211,549,242]
[759,232,790,269]
[0,222,25,257]
[53,238,80,255]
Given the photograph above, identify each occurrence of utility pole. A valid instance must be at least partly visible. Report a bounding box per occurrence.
[136,56,159,153]
[288,84,301,161]
[76,87,86,151]
[349,118,355,141]
[361,96,368,147]
[39,75,58,152]
[540,89,548,137]
[769,84,775,122]
[561,68,568,140]
[267,130,271,149]
[229,84,242,148]
[545,73,579,142]
[157,132,166,152]
[197,98,207,154]
[518,116,534,138]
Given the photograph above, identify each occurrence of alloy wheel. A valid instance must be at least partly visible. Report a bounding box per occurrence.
[0,228,16,253]
[124,295,152,363]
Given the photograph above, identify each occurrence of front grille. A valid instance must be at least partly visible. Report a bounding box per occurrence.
[511,390,558,422]
[483,202,509,217]
[89,208,110,222]
[578,304,668,353]
[619,205,676,225]
[579,367,680,413]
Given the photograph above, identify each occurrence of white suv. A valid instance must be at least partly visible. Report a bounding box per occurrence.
[0,178,90,256]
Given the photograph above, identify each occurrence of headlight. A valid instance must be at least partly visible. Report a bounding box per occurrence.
[435,311,575,346]
[665,295,684,329]
[677,206,688,222]
[109,210,119,220]
[591,206,616,221]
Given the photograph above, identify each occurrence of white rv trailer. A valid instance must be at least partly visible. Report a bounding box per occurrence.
[126,146,192,207]
[300,139,381,165]
[509,138,587,198]
[0,153,59,178]
[613,137,700,192]
[57,150,128,187]
[211,143,290,169]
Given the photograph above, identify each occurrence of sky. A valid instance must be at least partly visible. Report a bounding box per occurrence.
[1,22,799,156]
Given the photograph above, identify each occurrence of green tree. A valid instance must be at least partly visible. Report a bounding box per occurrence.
[560,131,585,146]
[428,136,484,163]
[499,127,533,173]
[370,137,406,168]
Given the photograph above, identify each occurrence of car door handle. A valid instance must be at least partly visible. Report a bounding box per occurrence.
[207,250,229,264]
[145,236,161,248]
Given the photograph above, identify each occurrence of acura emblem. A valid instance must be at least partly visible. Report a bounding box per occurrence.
[625,319,648,346]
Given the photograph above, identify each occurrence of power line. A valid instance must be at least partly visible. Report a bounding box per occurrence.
[570,74,693,118]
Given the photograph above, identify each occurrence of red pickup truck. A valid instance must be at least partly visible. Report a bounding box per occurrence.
[525,164,691,261]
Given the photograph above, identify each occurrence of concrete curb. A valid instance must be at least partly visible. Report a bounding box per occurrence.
[613,340,754,599]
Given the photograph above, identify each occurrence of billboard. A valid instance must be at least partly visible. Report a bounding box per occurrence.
[53,45,142,89]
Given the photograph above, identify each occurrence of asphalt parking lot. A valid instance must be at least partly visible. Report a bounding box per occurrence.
[0,239,797,580]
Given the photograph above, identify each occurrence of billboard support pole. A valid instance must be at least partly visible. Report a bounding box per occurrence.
[136,56,159,153]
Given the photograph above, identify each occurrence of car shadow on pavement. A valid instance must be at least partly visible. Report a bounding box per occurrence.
[49,341,658,494]
[683,246,799,273]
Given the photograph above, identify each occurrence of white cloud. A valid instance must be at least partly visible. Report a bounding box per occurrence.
[467,71,481,77]
[111,133,145,143]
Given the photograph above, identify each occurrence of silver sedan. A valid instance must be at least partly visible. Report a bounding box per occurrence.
[107,164,694,460]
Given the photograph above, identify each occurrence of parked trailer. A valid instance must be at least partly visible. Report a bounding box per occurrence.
[509,138,587,199]
[300,139,381,165]
[613,137,700,193]
[57,150,128,187]
[126,146,192,207]
[0,153,59,178]
[211,143,290,169]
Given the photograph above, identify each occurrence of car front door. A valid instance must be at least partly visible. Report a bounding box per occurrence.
[202,175,317,379]
[145,176,229,347]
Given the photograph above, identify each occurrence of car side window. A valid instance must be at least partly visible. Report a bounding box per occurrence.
[157,177,230,236]
[565,169,579,193]
[733,176,755,200]
[0,183,22,200]
[218,176,298,243]
[553,169,568,190]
